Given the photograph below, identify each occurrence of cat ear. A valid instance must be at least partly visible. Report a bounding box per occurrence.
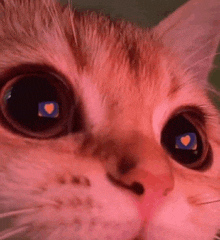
[153,0,220,83]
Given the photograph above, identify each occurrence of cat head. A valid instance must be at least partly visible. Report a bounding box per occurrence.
[0,0,219,239]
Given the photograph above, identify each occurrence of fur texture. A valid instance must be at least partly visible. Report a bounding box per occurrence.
[0,0,219,239]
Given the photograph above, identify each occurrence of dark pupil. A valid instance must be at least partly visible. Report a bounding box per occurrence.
[161,115,203,165]
[5,75,62,132]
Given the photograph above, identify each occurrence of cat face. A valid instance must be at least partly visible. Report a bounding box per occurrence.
[0,0,219,239]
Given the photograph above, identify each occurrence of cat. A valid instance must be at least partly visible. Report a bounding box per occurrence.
[0,0,219,239]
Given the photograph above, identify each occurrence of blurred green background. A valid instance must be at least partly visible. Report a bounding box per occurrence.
[60,0,220,108]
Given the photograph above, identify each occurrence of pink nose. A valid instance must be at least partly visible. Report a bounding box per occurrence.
[122,169,174,222]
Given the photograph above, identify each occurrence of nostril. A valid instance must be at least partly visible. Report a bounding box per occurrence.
[106,173,145,195]
[130,182,145,195]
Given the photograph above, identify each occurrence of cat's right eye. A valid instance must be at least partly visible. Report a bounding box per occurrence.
[0,71,76,138]
[161,109,212,170]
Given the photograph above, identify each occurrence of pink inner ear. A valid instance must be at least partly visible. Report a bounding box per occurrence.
[127,170,173,225]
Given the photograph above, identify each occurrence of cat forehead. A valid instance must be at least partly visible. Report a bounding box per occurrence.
[0,0,167,84]
[0,0,213,135]
[0,0,176,106]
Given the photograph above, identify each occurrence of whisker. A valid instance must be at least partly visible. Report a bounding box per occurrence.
[0,208,35,219]
[34,196,60,206]
[188,194,220,206]
[195,199,220,205]
[0,225,29,240]
[0,195,59,208]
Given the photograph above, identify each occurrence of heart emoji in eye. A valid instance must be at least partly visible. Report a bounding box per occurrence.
[175,132,197,150]
[38,101,59,118]
[181,135,191,146]
[44,103,54,114]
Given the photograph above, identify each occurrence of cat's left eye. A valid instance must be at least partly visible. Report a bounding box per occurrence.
[0,71,76,138]
[161,109,211,170]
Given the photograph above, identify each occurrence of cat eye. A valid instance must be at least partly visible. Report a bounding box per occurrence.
[0,72,76,138]
[161,109,211,170]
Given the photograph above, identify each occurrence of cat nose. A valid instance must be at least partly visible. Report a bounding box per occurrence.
[121,168,174,197]
[121,168,174,221]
